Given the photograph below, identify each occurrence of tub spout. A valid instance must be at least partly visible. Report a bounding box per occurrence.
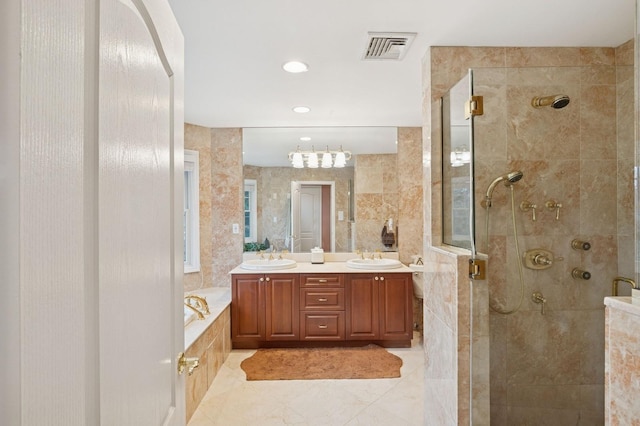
[184,294,210,316]
[184,302,205,320]
[612,276,638,296]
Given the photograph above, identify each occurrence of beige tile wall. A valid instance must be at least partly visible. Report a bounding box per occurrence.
[184,125,244,289]
[423,42,634,425]
[184,123,213,291]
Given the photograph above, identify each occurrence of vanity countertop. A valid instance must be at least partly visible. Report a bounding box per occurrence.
[229,261,413,275]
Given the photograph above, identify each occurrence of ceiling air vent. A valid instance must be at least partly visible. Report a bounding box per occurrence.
[363,32,417,60]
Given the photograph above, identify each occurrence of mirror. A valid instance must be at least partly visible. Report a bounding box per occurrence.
[242,127,398,253]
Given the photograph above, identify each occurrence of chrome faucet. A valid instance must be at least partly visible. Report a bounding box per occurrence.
[612,276,638,296]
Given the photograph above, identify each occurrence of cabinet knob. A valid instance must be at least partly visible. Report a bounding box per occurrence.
[318,325,328,329]
[374,276,379,281]
[380,276,385,281]
[259,277,264,282]
[318,279,328,283]
[265,277,270,282]
[317,298,328,302]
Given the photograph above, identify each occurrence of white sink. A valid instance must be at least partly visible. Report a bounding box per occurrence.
[346,258,403,270]
[240,258,297,271]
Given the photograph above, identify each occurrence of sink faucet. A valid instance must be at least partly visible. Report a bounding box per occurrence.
[184,294,210,316]
[612,276,638,296]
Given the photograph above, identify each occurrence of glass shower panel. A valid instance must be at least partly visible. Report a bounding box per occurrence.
[442,70,475,252]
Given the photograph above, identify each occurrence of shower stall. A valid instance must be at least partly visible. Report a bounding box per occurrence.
[427,43,635,425]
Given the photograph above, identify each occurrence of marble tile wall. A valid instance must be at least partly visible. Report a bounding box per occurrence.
[397,127,424,265]
[604,298,640,424]
[183,125,244,289]
[423,43,634,425]
[210,128,244,287]
[185,306,231,422]
[184,123,213,291]
[354,153,399,252]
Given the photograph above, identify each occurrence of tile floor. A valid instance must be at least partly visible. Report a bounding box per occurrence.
[188,333,425,425]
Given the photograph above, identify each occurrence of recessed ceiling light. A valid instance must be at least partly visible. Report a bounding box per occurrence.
[293,106,310,113]
[282,61,309,73]
[300,136,311,141]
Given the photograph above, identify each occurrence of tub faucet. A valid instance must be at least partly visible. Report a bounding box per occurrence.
[184,294,210,315]
[184,302,205,320]
[612,276,638,296]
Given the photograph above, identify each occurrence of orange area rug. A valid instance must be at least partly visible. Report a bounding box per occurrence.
[240,344,402,380]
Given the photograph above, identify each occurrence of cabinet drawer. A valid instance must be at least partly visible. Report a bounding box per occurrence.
[300,311,345,340]
[300,274,344,288]
[300,288,345,310]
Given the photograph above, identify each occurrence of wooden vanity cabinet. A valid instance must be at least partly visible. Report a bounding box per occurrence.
[299,274,345,341]
[346,273,413,343]
[232,271,412,348]
[231,273,299,347]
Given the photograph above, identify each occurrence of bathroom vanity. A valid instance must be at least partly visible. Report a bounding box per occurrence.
[230,262,414,348]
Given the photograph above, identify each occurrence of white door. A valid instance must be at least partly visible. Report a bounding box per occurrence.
[99,0,185,424]
[291,181,302,252]
[299,185,323,251]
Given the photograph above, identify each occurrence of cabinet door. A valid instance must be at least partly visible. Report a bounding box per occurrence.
[379,273,413,341]
[265,274,300,341]
[346,274,379,339]
[231,274,265,342]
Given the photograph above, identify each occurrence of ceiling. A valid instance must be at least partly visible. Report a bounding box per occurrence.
[167,0,634,165]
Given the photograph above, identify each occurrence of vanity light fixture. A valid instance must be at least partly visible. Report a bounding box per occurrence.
[307,146,319,168]
[288,145,351,169]
[282,61,309,73]
[450,146,471,167]
[291,146,304,168]
[292,106,310,113]
[321,146,333,168]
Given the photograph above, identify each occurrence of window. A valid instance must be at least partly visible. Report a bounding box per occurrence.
[244,179,257,242]
[184,150,200,273]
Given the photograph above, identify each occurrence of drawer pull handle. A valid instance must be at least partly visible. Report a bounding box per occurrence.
[317,298,328,302]
[318,325,328,329]
[318,279,328,283]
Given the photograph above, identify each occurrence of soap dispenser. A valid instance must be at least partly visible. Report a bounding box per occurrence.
[311,247,324,264]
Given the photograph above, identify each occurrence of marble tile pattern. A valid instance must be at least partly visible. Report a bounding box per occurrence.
[210,128,244,287]
[604,297,640,425]
[397,127,424,266]
[423,43,634,425]
[354,153,400,252]
[184,123,213,291]
[187,332,425,425]
[185,306,231,422]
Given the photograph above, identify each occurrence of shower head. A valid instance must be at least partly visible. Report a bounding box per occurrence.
[531,94,570,109]
[485,171,524,207]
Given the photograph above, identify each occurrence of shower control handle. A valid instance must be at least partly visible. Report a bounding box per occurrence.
[532,292,547,315]
[519,201,537,221]
[545,200,563,220]
[523,248,561,270]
